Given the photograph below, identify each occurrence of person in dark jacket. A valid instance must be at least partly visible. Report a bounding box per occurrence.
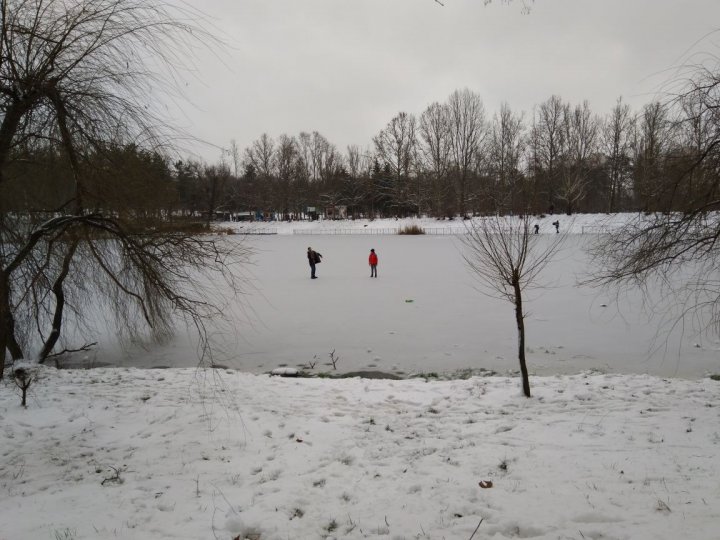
[368,248,378,277]
[307,247,322,279]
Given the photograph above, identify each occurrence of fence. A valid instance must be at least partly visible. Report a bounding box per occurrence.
[234,226,614,236]
[235,228,278,235]
[293,228,399,235]
[422,227,468,235]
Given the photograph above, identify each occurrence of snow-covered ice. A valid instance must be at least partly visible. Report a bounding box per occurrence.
[91,214,719,379]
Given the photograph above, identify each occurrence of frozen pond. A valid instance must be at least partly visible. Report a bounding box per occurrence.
[89,232,719,378]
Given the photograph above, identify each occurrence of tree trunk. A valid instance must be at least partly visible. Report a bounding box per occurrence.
[0,270,22,377]
[513,277,530,397]
[5,309,23,361]
[39,240,79,363]
[0,273,9,380]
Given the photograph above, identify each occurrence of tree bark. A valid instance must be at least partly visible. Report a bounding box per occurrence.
[39,240,79,363]
[0,273,9,379]
[0,270,22,377]
[513,276,530,397]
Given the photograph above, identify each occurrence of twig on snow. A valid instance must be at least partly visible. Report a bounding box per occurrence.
[468,518,484,540]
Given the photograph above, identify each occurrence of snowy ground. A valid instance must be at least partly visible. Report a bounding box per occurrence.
[1,366,719,539]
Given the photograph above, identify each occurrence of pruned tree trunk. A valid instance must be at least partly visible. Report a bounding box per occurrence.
[513,276,530,397]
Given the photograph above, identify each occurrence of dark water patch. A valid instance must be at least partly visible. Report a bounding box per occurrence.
[338,371,404,380]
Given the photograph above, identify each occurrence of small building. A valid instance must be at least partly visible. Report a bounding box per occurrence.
[234,211,253,222]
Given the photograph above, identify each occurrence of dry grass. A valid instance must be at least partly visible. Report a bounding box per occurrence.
[398,224,425,235]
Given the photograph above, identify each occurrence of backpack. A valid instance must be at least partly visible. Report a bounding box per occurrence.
[314,252,322,263]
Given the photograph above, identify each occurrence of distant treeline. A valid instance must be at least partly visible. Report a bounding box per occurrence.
[4,89,717,221]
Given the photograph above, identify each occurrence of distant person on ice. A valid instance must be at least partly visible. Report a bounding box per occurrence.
[534,224,539,234]
[369,248,378,277]
[552,220,560,233]
[307,247,322,279]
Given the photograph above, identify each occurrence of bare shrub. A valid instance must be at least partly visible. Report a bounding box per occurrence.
[398,224,425,235]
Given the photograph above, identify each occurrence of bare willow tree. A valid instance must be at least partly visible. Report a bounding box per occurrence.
[0,0,248,378]
[463,215,564,397]
[589,45,720,339]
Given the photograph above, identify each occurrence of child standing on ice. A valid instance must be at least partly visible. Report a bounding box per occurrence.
[369,248,378,278]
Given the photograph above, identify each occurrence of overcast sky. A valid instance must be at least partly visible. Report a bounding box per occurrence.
[168,0,720,162]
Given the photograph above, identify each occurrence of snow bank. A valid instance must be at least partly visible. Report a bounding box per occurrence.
[222,212,634,236]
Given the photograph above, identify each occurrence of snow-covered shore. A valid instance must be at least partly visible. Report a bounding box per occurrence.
[223,213,630,236]
[1,366,719,539]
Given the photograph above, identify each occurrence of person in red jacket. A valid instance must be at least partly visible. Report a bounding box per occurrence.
[368,248,378,277]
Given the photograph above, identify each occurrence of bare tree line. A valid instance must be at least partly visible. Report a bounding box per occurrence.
[100,88,714,224]
[6,88,716,225]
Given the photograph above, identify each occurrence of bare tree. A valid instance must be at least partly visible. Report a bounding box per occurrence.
[0,0,246,377]
[601,97,634,213]
[462,215,564,397]
[558,101,598,215]
[275,134,299,219]
[447,89,486,217]
[228,139,242,178]
[530,95,567,213]
[315,135,342,185]
[676,89,715,208]
[632,102,674,211]
[297,132,315,182]
[245,134,276,180]
[418,102,453,216]
[346,145,373,179]
[487,103,526,213]
[200,163,232,226]
[590,47,720,337]
[296,131,338,183]
[373,112,418,215]
[243,133,276,215]
[344,145,371,217]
